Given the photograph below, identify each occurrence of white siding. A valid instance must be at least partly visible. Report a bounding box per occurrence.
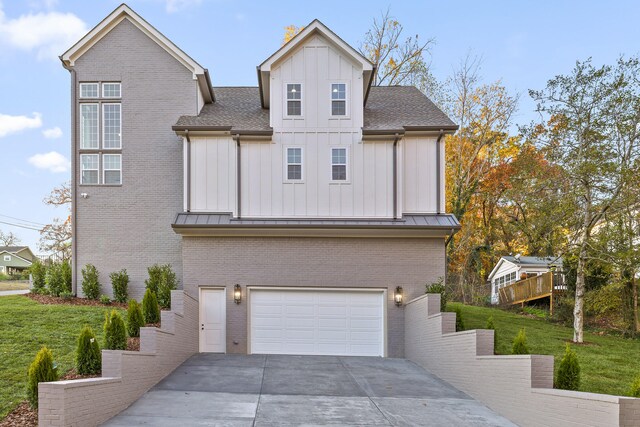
[189,136,236,214]
[402,137,439,213]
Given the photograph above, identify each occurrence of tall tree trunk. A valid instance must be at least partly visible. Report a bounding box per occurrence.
[633,276,639,334]
[573,225,590,343]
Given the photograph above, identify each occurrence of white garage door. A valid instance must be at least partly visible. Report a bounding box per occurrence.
[250,289,384,356]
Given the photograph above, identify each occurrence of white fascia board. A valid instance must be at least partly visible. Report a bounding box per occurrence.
[487,258,517,281]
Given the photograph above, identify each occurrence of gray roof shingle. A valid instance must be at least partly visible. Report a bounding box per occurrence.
[502,256,563,267]
[0,246,29,253]
[173,86,456,134]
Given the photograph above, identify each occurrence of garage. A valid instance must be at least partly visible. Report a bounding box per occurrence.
[249,289,385,356]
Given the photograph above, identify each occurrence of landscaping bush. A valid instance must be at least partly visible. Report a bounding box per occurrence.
[103,310,127,350]
[0,272,9,281]
[553,296,575,326]
[81,264,101,300]
[556,343,580,390]
[60,291,74,300]
[45,262,65,297]
[512,328,530,354]
[144,264,163,294]
[426,277,447,313]
[126,299,144,338]
[27,346,58,409]
[486,316,497,354]
[142,289,160,324]
[629,375,640,397]
[61,261,72,294]
[76,326,101,375]
[110,269,129,303]
[454,306,465,332]
[158,264,178,309]
[30,260,46,292]
[100,295,111,305]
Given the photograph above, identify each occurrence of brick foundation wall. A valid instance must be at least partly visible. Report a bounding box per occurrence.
[38,291,198,427]
[405,294,640,427]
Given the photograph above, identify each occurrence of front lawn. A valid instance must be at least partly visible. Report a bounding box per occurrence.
[0,295,124,418]
[450,302,640,396]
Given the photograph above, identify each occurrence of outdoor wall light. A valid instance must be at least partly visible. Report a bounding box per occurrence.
[234,284,242,304]
[394,286,403,306]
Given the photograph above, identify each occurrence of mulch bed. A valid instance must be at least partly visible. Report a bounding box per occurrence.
[0,402,37,427]
[26,293,127,309]
[127,337,140,351]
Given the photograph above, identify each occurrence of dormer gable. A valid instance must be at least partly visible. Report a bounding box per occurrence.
[60,3,214,103]
[257,19,375,108]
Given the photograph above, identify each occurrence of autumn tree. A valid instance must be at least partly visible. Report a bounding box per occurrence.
[0,230,21,246]
[528,57,640,342]
[283,25,304,45]
[40,182,72,260]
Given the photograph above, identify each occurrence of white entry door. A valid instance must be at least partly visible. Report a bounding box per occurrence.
[199,288,226,353]
[250,289,384,356]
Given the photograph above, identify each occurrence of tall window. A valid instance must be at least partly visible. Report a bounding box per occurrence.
[103,104,121,149]
[286,147,302,180]
[80,154,99,184]
[80,104,98,149]
[331,83,347,116]
[331,148,347,181]
[286,84,302,116]
[103,154,122,184]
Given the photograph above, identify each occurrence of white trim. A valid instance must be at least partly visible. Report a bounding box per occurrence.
[329,82,349,118]
[198,287,227,353]
[284,82,303,118]
[102,154,122,185]
[79,82,99,99]
[329,146,349,183]
[3,255,11,261]
[0,250,31,264]
[101,103,121,150]
[284,146,304,182]
[487,258,517,281]
[101,82,122,99]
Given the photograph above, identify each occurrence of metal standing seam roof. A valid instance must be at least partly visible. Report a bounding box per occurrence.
[502,256,564,267]
[172,213,460,229]
[173,86,457,134]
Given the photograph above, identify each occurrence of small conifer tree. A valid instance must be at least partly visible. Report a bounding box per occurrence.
[76,326,101,375]
[103,310,127,350]
[127,299,144,338]
[454,306,465,332]
[27,346,59,409]
[142,289,160,324]
[512,328,530,354]
[556,343,580,390]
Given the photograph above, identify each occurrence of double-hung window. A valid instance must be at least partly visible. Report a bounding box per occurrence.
[286,147,303,180]
[331,83,347,116]
[103,154,122,185]
[331,148,347,181]
[286,84,302,116]
[80,154,99,184]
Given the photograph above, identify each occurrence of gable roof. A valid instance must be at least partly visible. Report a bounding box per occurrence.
[0,250,32,264]
[257,19,375,109]
[487,255,563,281]
[0,246,29,253]
[60,3,214,103]
[173,86,456,136]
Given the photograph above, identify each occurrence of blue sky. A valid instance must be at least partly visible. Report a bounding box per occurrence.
[1,0,638,252]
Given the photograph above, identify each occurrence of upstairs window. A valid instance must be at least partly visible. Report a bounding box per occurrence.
[331,148,347,181]
[286,147,303,180]
[80,154,99,184]
[102,82,121,98]
[79,83,99,98]
[102,104,121,149]
[331,83,347,116]
[4,255,10,261]
[286,84,302,116]
[80,104,99,149]
[103,154,122,184]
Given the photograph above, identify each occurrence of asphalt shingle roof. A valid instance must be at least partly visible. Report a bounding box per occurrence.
[0,246,28,253]
[174,86,456,134]
[502,256,563,267]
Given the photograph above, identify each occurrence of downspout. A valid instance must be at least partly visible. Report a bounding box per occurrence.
[436,129,444,214]
[185,130,191,212]
[62,63,78,295]
[233,134,241,219]
[392,133,400,220]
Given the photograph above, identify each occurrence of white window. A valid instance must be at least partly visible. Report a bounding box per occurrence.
[286,147,303,180]
[103,154,121,184]
[80,104,99,149]
[3,255,10,261]
[80,154,99,184]
[286,83,302,116]
[331,148,347,181]
[102,104,121,149]
[331,83,347,116]
[102,82,121,98]
[79,83,99,98]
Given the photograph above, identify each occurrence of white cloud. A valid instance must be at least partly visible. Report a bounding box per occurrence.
[165,0,202,13]
[0,3,88,60]
[0,112,42,137]
[28,151,70,173]
[42,126,62,139]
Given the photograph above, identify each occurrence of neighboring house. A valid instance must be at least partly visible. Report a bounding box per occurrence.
[488,255,563,304]
[0,246,34,275]
[61,4,459,358]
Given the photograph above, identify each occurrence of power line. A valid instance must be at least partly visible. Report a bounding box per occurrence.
[0,213,47,227]
[0,220,43,231]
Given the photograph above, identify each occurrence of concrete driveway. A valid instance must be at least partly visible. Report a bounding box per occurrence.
[103,354,515,426]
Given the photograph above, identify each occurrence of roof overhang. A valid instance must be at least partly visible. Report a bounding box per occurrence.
[362,126,459,140]
[0,251,32,264]
[487,258,516,281]
[172,126,273,140]
[257,19,374,109]
[60,4,214,103]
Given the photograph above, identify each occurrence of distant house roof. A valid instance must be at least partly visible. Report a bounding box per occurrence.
[502,256,563,267]
[0,246,29,253]
[173,86,457,136]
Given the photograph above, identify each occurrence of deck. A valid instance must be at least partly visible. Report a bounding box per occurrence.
[498,272,566,315]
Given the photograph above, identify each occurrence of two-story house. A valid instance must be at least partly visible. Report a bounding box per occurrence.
[61,4,459,358]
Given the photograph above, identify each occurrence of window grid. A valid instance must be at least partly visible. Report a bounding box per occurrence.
[286,147,302,180]
[102,83,121,98]
[80,154,99,185]
[331,148,347,181]
[286,84,302,116]
[331,83,347,116]
[103,154,122,185]
[80,104,99,149]
[79,83,99,98]
[102,103,121,149]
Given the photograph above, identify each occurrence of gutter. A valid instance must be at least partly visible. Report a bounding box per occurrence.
[392,133,400,220]
[233,134,241,219]
[436,129,444,214]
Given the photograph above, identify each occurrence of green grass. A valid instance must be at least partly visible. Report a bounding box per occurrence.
[450,302,640,396]
[0,295,124,418]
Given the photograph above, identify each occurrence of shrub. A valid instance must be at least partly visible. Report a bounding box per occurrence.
[629,375,640,397]
[103,310,127,350]
[76,326,101,375]
[454,306,465,332]
[425,277,447,313]
[81,264,101,300]
[60,291,74,300]
[100,295,111,305]
[0,272,9,281]
[46,263,65,297]
[145,264,163,294]
[27,346,58,409]
[110,269,129,303]
[30,260,47,292]
[126,299,144,338]
[512,328,530,354]
[142,289,160,324]
[556,343,580,390]
[158,264,178,309]
[486,316,497,354]
[61,261,72,294]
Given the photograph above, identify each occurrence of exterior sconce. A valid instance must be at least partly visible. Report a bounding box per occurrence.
[394,286,403,306]
[234,284,242,304]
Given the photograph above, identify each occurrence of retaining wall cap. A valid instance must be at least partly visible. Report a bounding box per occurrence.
[532,387,635,403]
[39,377,122,388]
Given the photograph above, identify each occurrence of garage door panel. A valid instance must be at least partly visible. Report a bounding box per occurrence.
[250,289,384,357]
